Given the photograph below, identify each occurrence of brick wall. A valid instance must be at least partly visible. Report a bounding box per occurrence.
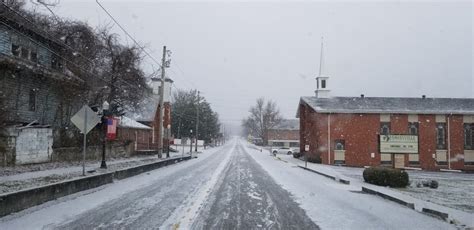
[151,102,171,148]
[267,129,299,141]
[300,107,471,170]
[116,127,156,151]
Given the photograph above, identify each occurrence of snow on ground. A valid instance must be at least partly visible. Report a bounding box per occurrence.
[160,142,236,229]
[245,144,455,230]
[0,152,189,194]
[0,145,226,230]
[275,153,474,228]
[327,163,474,213]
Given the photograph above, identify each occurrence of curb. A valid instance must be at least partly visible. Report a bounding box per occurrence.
[361,186,415,209]
[0,156,192,217]
[297,165,350,185]
[421,208,449,221]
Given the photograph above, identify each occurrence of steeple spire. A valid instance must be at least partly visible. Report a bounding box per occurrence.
[319,36,324,77]
[315,36,330,98]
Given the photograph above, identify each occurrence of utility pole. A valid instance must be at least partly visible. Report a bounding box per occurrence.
[195,90,200,152]
[157,46,167,158]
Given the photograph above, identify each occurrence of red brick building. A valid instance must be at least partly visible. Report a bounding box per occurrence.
[118,77,173,153]
[297,95,474,171]
[267,119,300,148]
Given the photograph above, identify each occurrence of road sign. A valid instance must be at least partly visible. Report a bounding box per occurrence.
[305,145,310,151]
[71,105,101,134]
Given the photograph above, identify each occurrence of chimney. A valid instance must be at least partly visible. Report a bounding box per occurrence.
[361,94,365,98]
[422,95,426,99]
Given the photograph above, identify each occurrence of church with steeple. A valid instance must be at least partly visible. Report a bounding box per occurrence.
[296,38,474,171]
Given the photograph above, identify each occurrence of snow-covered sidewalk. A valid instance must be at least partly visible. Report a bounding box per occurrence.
[0,151,191,194]
[276,153,473,228]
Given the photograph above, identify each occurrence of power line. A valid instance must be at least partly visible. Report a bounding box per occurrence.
[95,0,163,69]
[95,0,198,90]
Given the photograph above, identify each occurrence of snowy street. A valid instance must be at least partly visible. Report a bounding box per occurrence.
[0,138,454,229]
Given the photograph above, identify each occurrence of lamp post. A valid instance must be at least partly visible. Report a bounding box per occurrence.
[100,101,110,169]
[166,124,171,158]
[189,129,193,156]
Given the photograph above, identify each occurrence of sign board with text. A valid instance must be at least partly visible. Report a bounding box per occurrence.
[379,135,418,154]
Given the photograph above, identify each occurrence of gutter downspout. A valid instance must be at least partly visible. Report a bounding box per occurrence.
[447,114,451,170]
[328,113,331,165]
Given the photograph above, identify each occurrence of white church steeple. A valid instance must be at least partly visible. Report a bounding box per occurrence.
[315,37,330,98]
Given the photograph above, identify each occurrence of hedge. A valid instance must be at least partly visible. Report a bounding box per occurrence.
[363,167,409,188]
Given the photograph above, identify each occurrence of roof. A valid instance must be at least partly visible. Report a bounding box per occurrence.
[298,96,474,116]
[271,119,299,130]
[118,116,151,130]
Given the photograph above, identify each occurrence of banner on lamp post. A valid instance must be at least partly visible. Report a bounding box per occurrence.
[106,117,118,140]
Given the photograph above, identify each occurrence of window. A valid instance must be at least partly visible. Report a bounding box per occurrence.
[408,122,418,135]
[272,142,284,147]
[380,122,390,135]
[30,51,38,62]
[11,44,20,57]
[290,142,299,147]
[29,89,36,111]
[436,123,446,149]
[20,47,29,59]
[465,124,473,150]
[335,139,345,150]
[51,55,62,70]
[321,79,326,89]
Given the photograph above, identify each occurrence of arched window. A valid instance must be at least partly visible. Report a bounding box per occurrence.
[380,123,390,135]
[335,140,345,150]
[408,122,418,135]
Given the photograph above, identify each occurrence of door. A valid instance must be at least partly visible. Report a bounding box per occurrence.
[394,154,405,169]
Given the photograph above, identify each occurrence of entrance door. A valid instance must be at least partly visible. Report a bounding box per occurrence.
[394,154,405,169]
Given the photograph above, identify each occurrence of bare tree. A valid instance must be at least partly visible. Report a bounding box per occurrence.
[242,98,282,145]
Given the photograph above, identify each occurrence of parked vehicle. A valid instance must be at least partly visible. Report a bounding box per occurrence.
[271,147,296,155]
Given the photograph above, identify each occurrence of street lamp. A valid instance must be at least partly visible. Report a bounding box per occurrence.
[100,101,110,169]
[166,124,171,158]
[189,129,193,156]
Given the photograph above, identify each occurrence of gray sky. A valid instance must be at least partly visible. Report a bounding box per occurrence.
[28,0,473,134]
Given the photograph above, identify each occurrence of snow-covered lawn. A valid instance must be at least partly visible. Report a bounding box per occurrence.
[274,153,473,227]
[0,151,190,194]
[285,157,474,214]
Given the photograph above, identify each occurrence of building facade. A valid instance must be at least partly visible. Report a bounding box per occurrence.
[297,96,474,171]
[131,77,173,153]
[0,11,82,165]
[267,119,300,149]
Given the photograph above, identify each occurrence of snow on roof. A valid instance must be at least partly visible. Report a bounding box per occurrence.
[272,119,299,130]
[118,116,151,130]
[299,96,474,115]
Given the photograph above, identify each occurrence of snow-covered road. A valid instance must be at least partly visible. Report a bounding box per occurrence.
[0,138,454,229]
